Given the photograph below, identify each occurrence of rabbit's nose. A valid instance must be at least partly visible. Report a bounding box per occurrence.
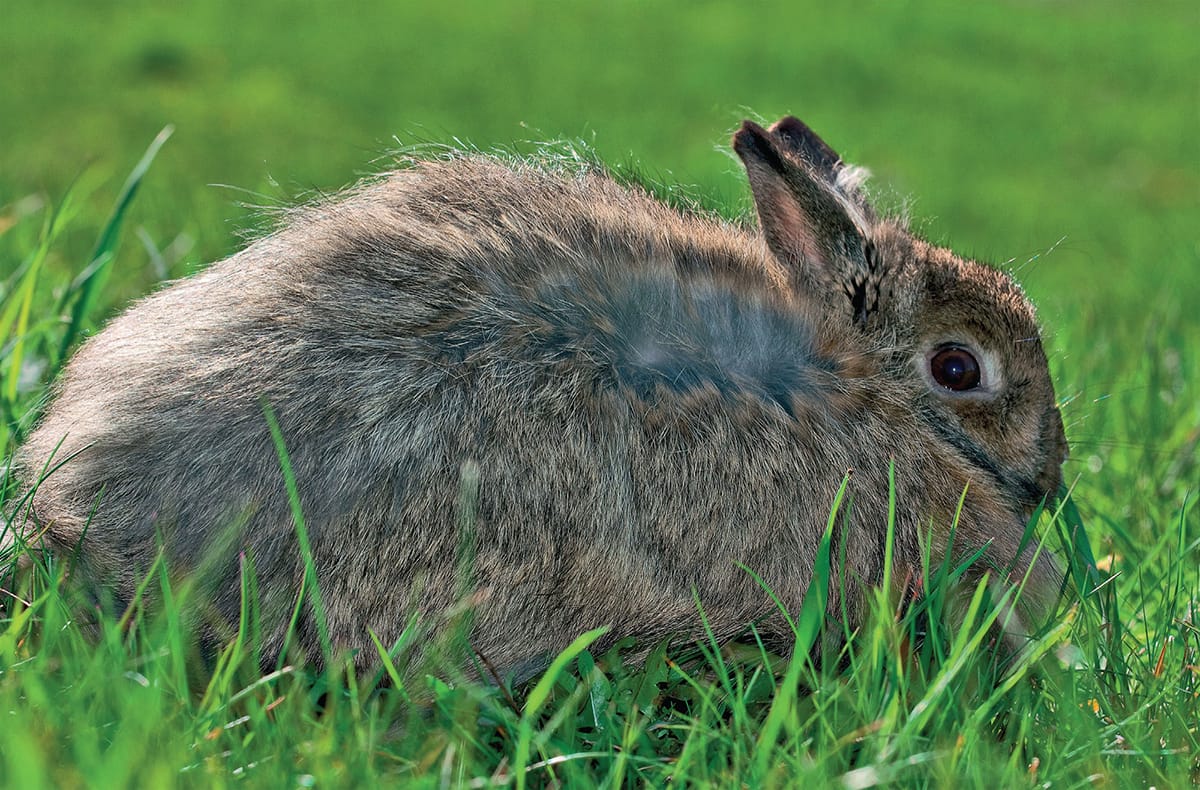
[1037,410,1069,499]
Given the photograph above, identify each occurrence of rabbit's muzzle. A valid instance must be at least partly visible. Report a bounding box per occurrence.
[1035,407,1070,508]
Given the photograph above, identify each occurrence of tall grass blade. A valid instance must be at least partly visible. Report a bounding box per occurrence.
[56,125,173,363]
[751,472,849,781]
[262,399,332,664]
[513,625,608,790]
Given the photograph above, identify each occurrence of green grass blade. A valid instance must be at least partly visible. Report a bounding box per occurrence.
[513,625,608,790]
[55,125,172,363]
[262,399,332,664]
[751,471,849,781]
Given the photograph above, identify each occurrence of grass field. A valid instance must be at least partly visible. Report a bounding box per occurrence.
[2,1,1198,786]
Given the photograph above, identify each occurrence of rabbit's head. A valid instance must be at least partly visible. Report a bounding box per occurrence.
[734,118,1068,605]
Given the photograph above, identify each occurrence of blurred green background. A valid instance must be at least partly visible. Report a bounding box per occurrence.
[2,1,1198,513]
[3,0,1195,309]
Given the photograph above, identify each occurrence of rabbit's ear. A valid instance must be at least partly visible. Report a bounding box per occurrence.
[734,118,880,324]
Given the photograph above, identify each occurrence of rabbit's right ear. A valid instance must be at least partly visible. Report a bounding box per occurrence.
[734,118,881,324]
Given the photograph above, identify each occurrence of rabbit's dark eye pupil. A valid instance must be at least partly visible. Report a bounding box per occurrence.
[930,347,981,391]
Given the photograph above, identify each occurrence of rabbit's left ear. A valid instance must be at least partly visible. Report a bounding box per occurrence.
[734,117,881,324]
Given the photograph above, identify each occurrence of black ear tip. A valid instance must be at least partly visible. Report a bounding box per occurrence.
[769,116,814,143]
[768,116,841,172]
[732,120,774,160]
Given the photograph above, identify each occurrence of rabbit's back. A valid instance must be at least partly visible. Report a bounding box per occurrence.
[21,156,885,674]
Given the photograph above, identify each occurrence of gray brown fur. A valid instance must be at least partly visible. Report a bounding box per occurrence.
[13,117,1068,678]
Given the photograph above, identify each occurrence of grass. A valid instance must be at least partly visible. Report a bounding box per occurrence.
[2,1,1198,786]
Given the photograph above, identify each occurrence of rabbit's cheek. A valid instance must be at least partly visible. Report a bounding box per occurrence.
[983,398,1066,507]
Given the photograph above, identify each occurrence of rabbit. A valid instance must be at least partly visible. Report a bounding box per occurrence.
[11,116,1068,680]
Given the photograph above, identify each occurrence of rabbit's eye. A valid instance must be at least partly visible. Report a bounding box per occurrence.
[929,346,981,391]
